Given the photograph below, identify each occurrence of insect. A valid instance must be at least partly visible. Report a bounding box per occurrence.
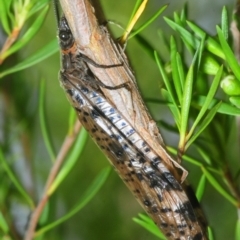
[57,13,208,240]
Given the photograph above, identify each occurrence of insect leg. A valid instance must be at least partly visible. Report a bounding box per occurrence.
[85,74,129,90]
[77,53,123,69]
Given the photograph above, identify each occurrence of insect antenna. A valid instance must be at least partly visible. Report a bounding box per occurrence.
[52,0,61,27]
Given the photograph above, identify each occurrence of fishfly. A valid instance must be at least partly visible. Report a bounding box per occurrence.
[57,14,208,240]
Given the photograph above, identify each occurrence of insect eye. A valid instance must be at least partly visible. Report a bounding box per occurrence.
[59,30,74,50]
[59,31,70,41]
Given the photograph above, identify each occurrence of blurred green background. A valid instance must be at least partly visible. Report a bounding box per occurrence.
[0,0,238,239]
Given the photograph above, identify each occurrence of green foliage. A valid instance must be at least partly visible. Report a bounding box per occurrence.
[0,0,50,64]
[1,0,111,239]
[35,167,111,237]
[133,213,166,239]
[0,39,58,78]
[134,4,240,240]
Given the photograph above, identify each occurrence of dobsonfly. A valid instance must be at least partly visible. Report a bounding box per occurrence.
[56,10,208,240]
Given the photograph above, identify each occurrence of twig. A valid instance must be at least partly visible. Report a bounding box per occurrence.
[24,120,81,240]
[0,27,20,64]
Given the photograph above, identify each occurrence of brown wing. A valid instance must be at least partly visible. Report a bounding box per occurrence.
[60,72,207,240]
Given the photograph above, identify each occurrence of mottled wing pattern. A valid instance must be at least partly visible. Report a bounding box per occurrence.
[60,71,206,240]
[57,15,207,240]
